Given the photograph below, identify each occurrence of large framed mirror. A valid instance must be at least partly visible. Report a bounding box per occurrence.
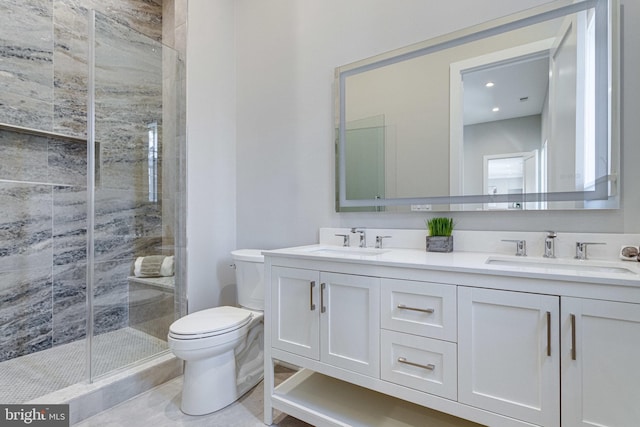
[335,0,619,212]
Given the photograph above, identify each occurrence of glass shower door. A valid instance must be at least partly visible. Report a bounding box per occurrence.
[88,11,184,379]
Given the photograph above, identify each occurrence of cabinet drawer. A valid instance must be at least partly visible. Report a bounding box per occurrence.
[381,330,457,400]
[381,278,456,341]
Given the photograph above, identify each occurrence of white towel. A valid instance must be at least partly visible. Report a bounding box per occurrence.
[134,255,174,277]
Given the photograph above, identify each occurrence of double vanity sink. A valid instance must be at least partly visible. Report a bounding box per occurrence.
[293,244,640,283]
[305,246,388,257]
[263,239,640,427]
[484,256,637,275]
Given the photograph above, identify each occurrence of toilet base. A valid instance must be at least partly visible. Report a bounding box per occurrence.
[171,313,264,416]
[181,350,237,415]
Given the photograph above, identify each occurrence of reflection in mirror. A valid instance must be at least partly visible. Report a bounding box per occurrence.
[336,0,618,212]
[454,44,549,211]
[483,151,539,210]
[343,116,386,212]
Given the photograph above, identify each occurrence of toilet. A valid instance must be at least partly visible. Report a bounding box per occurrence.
[168,249,265,415]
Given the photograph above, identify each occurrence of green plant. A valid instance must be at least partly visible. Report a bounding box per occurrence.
[426,217,454,236]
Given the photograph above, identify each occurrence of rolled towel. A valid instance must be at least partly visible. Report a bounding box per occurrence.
[134,255,174,277]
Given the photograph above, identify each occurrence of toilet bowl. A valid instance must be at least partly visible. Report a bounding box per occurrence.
[168,249,265,415]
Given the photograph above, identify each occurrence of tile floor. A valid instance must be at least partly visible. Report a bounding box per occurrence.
[74,366,486,426]
[74,368,311,427]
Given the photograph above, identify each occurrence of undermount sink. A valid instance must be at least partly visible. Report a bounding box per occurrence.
[306,247,388,257]
[485,257,637,275]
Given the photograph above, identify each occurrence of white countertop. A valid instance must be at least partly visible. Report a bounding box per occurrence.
[263,244,640,287]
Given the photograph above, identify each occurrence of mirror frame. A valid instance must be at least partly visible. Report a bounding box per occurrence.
[335,0,619,211]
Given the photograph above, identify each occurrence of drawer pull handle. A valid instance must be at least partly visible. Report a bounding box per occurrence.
[320,282,326,313]
[397,357,435,371]
[397,304,434,314]
[309,281,316,311]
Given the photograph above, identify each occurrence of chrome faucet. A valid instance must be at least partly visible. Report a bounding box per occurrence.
[543,231,557,258]
[575,241,606,260]
[375,235,391,249]
[502,239,527,256]
[335,233,349,247]
[351,228,366,248]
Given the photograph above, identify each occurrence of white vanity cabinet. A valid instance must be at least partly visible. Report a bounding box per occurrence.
[561,298,640,427]
[458,287,560,427]
[264,250,640,427]
[271,266,380,377]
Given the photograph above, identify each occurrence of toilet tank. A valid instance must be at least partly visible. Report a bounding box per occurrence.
[231,249,264,311]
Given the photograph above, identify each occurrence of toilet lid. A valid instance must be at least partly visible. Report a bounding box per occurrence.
[169,306,252,337]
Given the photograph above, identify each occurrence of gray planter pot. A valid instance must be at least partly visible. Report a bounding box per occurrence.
[426,235,453,253]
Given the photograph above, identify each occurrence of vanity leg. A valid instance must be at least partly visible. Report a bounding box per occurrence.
[263,356,274,425]
[264,259,275,425]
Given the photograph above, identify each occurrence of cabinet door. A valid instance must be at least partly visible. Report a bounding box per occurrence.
[320,272,380,377]
[271,266,320,359]
[562,297,640,427]
[458,287,559,427]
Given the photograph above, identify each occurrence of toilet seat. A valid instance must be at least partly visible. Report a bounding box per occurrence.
[169,306,252,340]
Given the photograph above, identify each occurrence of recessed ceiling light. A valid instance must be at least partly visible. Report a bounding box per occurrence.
[492,107,500,112]
[485,82,495,88]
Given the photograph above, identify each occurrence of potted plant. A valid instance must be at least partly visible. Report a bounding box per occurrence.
[425,217,454,252]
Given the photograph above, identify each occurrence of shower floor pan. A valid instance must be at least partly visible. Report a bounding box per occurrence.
[0,327,168,404]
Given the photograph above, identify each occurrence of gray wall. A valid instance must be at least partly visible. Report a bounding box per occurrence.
[186,0,238,312]
[184,0,640,311]
[229,0,640,251]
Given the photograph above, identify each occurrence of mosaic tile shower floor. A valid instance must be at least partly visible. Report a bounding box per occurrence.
[0,327,167,404]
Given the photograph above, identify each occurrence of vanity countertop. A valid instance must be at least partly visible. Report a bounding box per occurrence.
[263,245,640,288]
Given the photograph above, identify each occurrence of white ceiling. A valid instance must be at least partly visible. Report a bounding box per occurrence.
[463,56,550,126]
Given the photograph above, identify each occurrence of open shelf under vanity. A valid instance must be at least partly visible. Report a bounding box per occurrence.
[272,369,482,427]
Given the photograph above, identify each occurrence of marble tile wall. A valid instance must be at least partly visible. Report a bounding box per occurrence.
[1,0,162,137]
[0,0,168,364]
[0,130,87,361]
[94,11,164,192]
[52,0,162,137]
[0,0,54,131]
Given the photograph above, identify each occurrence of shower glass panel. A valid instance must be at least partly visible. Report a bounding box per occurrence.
[0,2,184,405]
[89,12,184,379]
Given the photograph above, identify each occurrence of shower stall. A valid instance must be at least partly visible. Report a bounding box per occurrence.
[0,1,186,409]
